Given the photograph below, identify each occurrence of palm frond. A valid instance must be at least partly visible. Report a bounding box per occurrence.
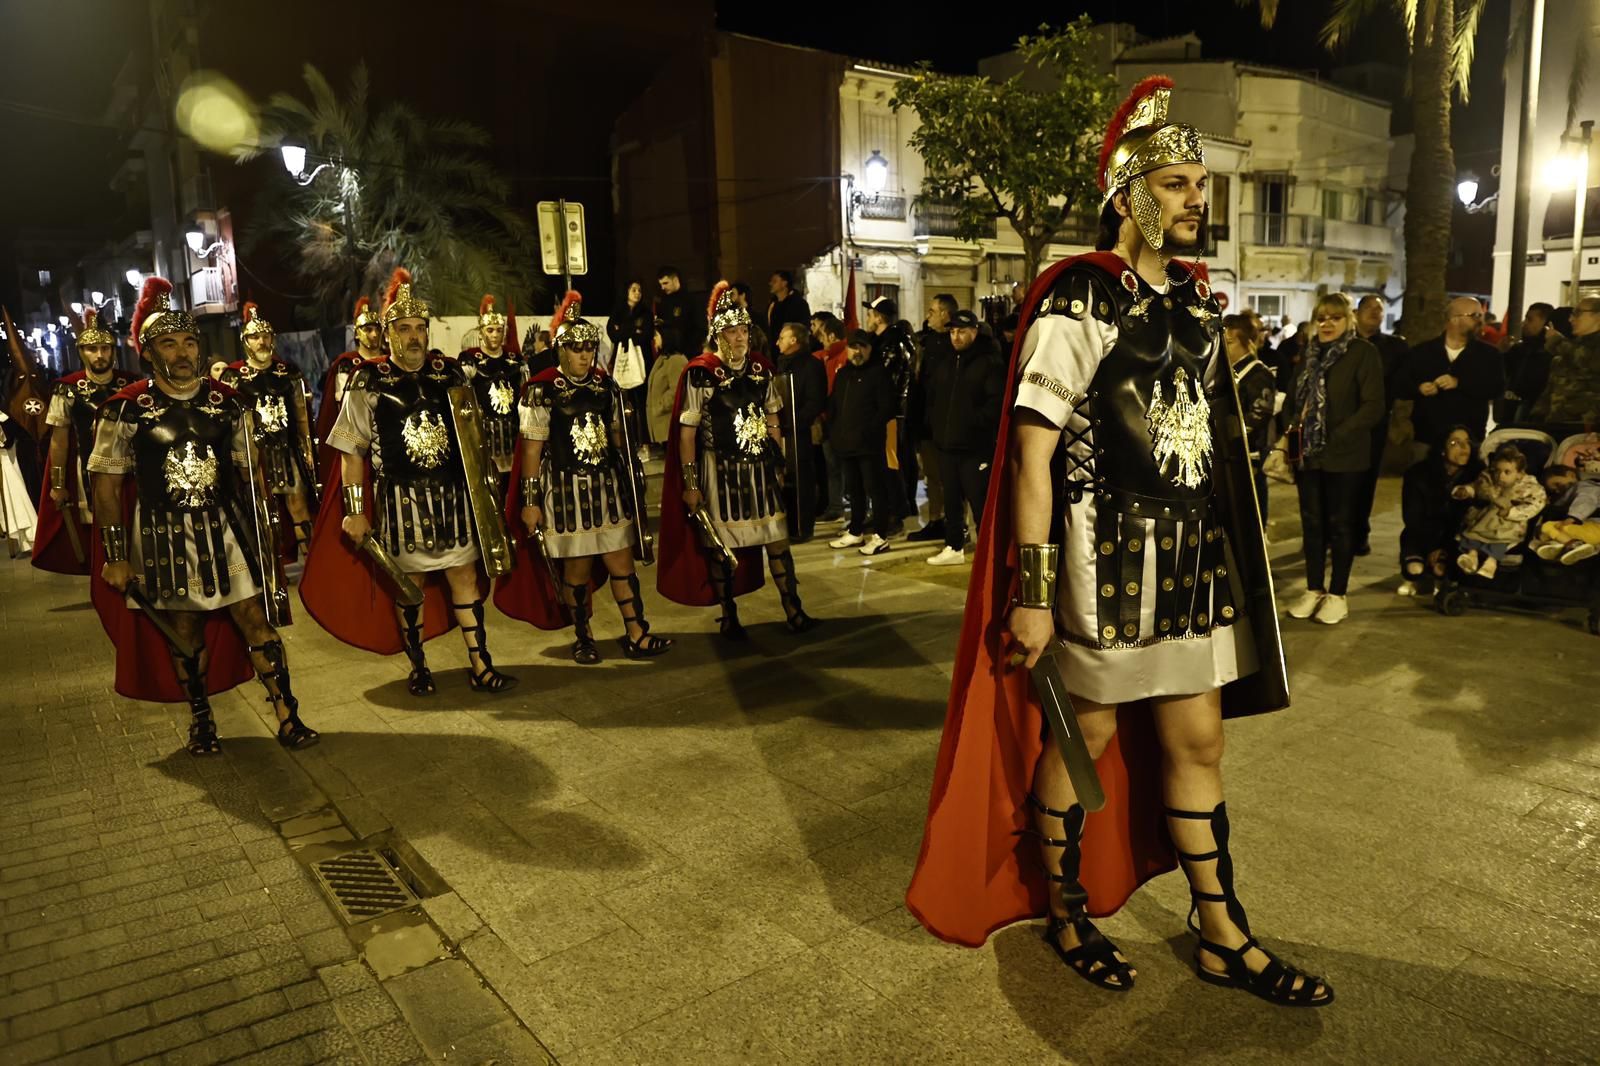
[1319,0,1391,51]
[1569,32,1592,132]
[1450,0,1490,102]
[1234,0,1281,28]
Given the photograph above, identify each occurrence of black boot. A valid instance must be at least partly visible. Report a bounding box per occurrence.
[711,560,746,640]
[451,598,518,692]
[175,645,222,756]
[768,549,817,633]
[567,583,601,665]
[1167,803,1333,1007]
[1026,794,1133,990]
[611,572,672,659]
[400,604,435,696]
[250,639,319,749]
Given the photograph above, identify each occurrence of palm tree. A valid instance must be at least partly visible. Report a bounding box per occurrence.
[1242,1,1489,341]
[239,64,538,322]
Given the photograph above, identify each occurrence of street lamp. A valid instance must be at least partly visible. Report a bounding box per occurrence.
[1550,121,1597,302]
[90,290,104,305]
[279,142,333,186]
[1456,179,1479,207]
[184,226,225,258]
[70,302,84,315]
[125,268,144,288]
[863,150,889,195]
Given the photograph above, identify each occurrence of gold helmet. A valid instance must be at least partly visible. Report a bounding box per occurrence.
[477,294,507,330]
[77,306,115,348]
[239,301,274,345]
[549,290,600,347]
[1098,76,1205,252]
[704,280,750,346]
[380,265,430,350]
[352,295,379,330]
[131,277,197,351]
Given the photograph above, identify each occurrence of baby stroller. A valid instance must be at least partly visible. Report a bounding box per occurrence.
[1434,428,1600,635]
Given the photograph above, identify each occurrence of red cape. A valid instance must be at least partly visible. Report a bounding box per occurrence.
[906,251,1210,946]
[87,379,255,702]
[655,351,770,607]
[32,426,87,575]
[315,351,378,477]
[299,450,462,654]
[491,365,602,630]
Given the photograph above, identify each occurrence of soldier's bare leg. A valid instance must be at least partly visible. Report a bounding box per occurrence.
[562,556,601,664]
[601,547,671,657]
[228,597,318,749]
[763,538,816,633]
[445,562,516,691]
[153,608,219,756]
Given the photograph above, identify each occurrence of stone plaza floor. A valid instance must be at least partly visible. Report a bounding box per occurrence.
[2,481,1598,1064]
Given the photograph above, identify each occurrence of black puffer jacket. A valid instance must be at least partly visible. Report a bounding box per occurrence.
[827,355,896,458]
[921,332,1005,454]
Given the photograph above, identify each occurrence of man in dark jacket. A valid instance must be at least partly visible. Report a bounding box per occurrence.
[866,296,917,529]
[1401,297,1504,450]
[1502,302,1553,423]
[827,331,897,557]
[1531,297,1600,431]
[766,272,810,359]
[920,311,1004,565]
[774,322,827,542]
[654,267,701,359]
[1351,295,1410,553]
[907,294,958,542]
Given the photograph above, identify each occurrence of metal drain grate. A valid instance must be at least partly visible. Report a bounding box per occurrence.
[309,849,417,923]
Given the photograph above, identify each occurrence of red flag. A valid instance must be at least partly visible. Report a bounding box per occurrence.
[842,261,859,334]
[506,298,520,355]
[2,306,47,440]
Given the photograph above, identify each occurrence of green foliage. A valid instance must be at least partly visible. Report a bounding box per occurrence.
[890,18,1116,279]
[238,64,538,321]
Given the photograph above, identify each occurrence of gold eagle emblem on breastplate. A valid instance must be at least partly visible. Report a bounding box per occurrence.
[1146,368,1213,489]
[255,394,289,435]
[488,379,515,416]
[732,403,767,458]
[401,411,450,468]
[570,411,609,465]
[164,441,219,508]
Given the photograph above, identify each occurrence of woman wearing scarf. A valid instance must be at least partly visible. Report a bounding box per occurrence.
[1285,293,1384,625]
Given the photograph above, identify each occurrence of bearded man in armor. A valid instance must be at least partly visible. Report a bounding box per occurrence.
[657,282,816,638]
[33,307,138,575]
[458,294,527,486]
[496,290,672,663]
[316,296,384,476]
[306,268,517,696]
[908,77,1330,1007]
[220,303,319,554]
[89,278,318,755]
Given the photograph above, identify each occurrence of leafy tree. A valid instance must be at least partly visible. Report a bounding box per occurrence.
[891,18,1117,285]
[1242,0,1489,340]
[239,64,538,322]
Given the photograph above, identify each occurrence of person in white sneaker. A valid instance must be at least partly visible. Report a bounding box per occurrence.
[1398,427,1481,598]
[920,309,1005,569]
[927,545,966,566]
[1529,464,1600,565]
[827,331,897,558]
[1285,293,1385,625]
[1452,444,1545,581]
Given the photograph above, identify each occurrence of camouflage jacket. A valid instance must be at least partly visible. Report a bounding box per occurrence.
[1532,332,1600,426]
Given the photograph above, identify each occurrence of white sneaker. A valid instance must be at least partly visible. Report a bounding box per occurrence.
[1534,541,1567,561]
[830,532,864,549]
[1314,594,1348,625]
[1396,580,1417,597]
[1562,542,1598,565]
[1477,556,1499,580]
[858,534,891,556]
[1286,589,1324,619]
[926,546,966,566]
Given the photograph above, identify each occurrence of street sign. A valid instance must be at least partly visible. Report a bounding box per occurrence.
[537,201,587,278]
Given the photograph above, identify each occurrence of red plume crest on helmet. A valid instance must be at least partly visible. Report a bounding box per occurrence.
[130,276,174,349]
[242,301,259,324]
[550,289,582,335]
[706,280,731,321]
[1098,75,1174,191]
[382,268,412,315]
[478,294,497,318]
[83,307,100,330]
[352,295,370,319]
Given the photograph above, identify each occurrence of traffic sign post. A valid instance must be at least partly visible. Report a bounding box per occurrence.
[537,200,588,297]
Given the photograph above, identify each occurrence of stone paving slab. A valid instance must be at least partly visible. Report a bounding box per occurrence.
[3,478,1598,1063]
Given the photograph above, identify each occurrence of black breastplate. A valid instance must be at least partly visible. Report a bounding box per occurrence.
[368,358,463,484]
[69,374,132,476]
[470,353,523,460]
[706,366,772,462]
[227,361,301,450]
[130,389,242,514]
[1083,266,1221,504]
[542,375,616,472]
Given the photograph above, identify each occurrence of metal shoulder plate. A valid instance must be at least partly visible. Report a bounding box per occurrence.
[1044,268,1116,324]
[686,364,718,388]
[347,364,378,391]
[525,381,548,408]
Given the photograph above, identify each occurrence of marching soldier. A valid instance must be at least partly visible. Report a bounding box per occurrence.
[89,277,317,754]
[303,268,518,696]
[33,307,138,575]
[657,281,815,638]
[221,303,320,554]
[315,295,384,477]
[496,291,672,663]
[458,294,526,486]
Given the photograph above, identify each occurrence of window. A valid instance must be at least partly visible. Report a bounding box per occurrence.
[1364,191,1387,226]
[1248,293,1285,320]
[1207,174,1231,247]
[866,283,899,308]
[1323,188,1342,220]
[861,110,898,192]
[1257,174,1288,216]
[37,269,51,286]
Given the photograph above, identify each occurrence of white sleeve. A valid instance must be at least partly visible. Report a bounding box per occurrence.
[46,391,71,428]
[519,400,551,441]
[327,381,376,455]
[86,408,136,474]
[679,378,711,427]
[764,375,783,414]
[1013,314,1116,429]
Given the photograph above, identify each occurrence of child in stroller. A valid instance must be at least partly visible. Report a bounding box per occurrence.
[1451,443,1546,580]
[1530,464,1600,565]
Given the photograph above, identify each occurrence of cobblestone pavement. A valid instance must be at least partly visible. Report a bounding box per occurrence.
[3,480,1598,1065]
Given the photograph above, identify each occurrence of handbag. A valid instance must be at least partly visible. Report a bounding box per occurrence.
[612,339,646,390]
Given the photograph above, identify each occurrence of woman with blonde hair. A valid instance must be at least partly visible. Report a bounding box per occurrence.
[1285,292,1384,624]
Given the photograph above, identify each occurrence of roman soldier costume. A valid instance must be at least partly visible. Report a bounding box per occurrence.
[657,282,813,638]
[315,295,383,477]
[495,291,670,663]
[33,307,137,574]
[87,277,315,754]
[908,77,1328,1006]
[458,294,527,478]
[303,267,517,696]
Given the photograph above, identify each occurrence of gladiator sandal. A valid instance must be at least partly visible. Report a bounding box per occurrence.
[610,572,673,659]
[400,604,435,697]
[1024,794,1134,991]
[249,639,319,750]
[767,548,817,633]
[567,583,602,665]
[175,646,222,757]
[711,559,746,641]
[452,599,518,692]
[1166,803,1333,1007]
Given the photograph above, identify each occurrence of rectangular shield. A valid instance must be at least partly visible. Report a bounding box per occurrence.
[446,385,516,579]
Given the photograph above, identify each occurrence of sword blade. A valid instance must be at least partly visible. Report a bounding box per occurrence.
[1029,649,1106,812]
[357,534,425,607]
[62,506,85,564]
[125,581,189,651]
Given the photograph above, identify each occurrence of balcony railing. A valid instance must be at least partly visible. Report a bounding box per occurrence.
[1241,213,1325,248]
[189,266,226,310]
[857,194,907,221]
[913,202,997,239]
